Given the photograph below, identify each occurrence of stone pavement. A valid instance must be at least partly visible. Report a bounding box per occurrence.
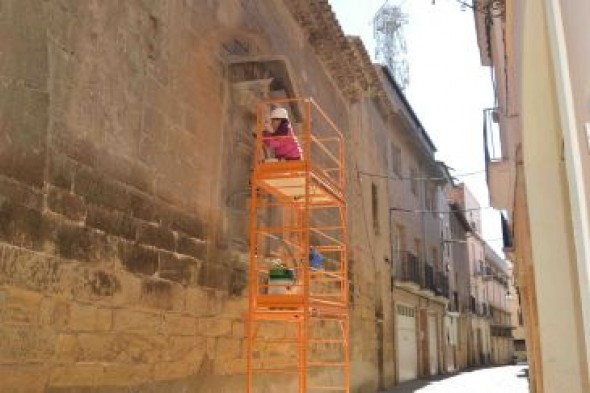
[380,365,530,393]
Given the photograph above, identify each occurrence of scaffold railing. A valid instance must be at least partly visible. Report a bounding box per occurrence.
[246,98,349,393]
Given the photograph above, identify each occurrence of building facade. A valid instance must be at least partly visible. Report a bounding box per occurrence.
[474,1,590,392]
[448,184,514,369]
[0,1,458,392]
[448,200,473,370]
[449,184,491,367]
[484,243,513,365]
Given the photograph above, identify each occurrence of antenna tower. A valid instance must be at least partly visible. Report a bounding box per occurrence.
[373,1,410,90]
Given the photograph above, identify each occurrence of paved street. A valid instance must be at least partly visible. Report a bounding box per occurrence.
[381,365,530,393]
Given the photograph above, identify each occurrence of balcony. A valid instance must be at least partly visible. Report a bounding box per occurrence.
[481,302,489,317]
[483,107,513,210]
[394,251,421,289]
[448,291,460,313]
[434,271,450,299]
[423,263,435,292]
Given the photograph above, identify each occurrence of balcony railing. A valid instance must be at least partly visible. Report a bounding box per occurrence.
[394,251,421,286]
[483,108,503,162]
[434,271,450,298]
[483,107,505,187]
[481,302,488,317]
[423,263,435,292]
[448,291,460,312]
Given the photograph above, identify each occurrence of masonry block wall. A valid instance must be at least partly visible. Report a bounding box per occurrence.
[0,1,391,392]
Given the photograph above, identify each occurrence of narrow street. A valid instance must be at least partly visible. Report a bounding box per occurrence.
[382,365,529,393]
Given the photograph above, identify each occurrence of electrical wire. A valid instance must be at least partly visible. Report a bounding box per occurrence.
[358,169,485,181]
[390,205,496,214]
[447,0,505,18]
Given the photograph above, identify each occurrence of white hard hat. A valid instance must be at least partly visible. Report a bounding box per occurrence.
[270,107,289,120]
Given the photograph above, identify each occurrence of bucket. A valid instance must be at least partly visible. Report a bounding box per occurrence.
[268,268,296,294]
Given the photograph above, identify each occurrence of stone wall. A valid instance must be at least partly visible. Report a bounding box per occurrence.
[0,1,386,392]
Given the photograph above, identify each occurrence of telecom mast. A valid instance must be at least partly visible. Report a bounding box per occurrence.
[373,1,410,90]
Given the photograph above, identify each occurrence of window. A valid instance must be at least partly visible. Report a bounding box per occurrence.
[410,167,418,196]
[414,239,422,262]
[428,184,438,217]
[391,143,402,176]
[431,247,439,270]
[425,184,436,214]
[372,183,380,235]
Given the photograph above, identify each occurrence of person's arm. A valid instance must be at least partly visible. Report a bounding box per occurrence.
[262,130,280,149]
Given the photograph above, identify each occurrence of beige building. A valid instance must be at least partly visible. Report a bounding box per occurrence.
[474,1,590,392]
[484,243,513,365]
[379,67,452,384]
[507,262,527,362]
[448,200,473,370]
[448,184,514,368]
[449,185,491,367]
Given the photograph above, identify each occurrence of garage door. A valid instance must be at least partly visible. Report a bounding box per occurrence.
[396,304,418,382]
[428,313,438,375]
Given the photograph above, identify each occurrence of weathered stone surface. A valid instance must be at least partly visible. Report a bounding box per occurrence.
[128,193,163,224]
[86,205,137,241]
[184,287,210,316]
[176,235,206,260]
[49,364,103,387]
[198,264,231,292]
[54,334,79,362]
[0,177,44,210]
[198,318,232,337]
[0,287,42,324]
[80,269,121,298]
[214,357,246,376]
[0,89,48,190]
[0,202,51,251]
[137,222,175,250]
[47,152,76,191]
[139,278,175,310]
[0,364,50,393]
[153,360,195,381]
[0,325,55,361]
[168,335,205,360]
[118,242,158,275]
[215,337,242,359]
[76,332,168,363]
[164,313,197,336]
[0,246,62,293]
[74,167,132,213]
[47,186,87,222]
[51,121,98,169]
[102,363,152,386]
[159,252,200,286]
[232,321,245,339]
[113,308,162,333]
[56,223,109,262]
[168,211,204,239]
[68,302,112,331]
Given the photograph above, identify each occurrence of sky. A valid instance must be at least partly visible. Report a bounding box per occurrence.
[329,0,504,254]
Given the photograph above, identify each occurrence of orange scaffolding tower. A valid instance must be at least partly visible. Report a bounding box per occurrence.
[246,98,350,393]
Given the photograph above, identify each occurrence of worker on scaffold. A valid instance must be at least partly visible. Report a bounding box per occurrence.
[262,107,303,161]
